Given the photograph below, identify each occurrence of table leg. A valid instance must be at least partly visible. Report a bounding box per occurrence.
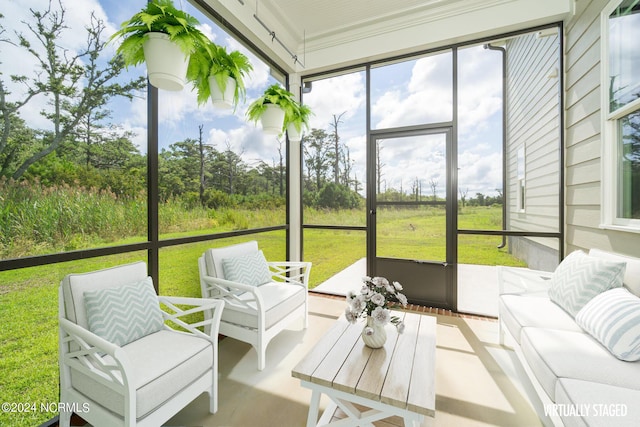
[307,389,322,427]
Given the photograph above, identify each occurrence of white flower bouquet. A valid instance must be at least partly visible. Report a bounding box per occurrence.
[345,276,408,333]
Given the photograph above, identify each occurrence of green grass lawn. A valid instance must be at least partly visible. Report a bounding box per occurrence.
[0,205,526,426]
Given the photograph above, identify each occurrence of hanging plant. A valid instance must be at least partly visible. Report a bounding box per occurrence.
[246,84,312,137]
[109,0,211,91]
[284,102,313,142]
[187,40,253,109]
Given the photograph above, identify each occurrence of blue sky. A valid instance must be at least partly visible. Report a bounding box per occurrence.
[3,0,505,197]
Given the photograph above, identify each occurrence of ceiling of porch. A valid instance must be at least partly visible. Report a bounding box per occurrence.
[199,0,574,75]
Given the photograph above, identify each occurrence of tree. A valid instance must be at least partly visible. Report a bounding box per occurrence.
[0,1,145,179]
[329,112,346,184]
[459,187,469,207]
[376,140,385,195]
[429,178,438,201]
[220,140,245,195]
[303,128,331,191]
[198,124,205,207]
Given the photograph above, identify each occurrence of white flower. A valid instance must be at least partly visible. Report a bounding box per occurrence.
[371,306,391,325]
[393,281,403,291]
[350,295,366,313]
[346,290,356,302]
[361,276,371,283]
[370,292,385,306]
[396,321,405,334]
[397,292,408,307]
[360,284,371,295]
[345,307,358,324]
[384,283,395,293]
[372,276,389,288]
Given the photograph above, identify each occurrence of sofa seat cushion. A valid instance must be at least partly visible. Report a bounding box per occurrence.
[499,294,582,344]
[555,378,640,427]
[71,330,213,419]
[222,282,305,330]
[521,327,640,401]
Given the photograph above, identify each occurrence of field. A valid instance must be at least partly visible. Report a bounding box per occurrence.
[0,203,524,426]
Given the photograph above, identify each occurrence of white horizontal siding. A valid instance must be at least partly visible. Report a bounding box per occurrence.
[505,31,561,237]
[564,0,640,256]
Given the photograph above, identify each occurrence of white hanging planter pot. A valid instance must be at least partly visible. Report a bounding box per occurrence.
[260,104,285,135]
[209,75,236,109]
[286,123,303,142]
[142,32,189,91]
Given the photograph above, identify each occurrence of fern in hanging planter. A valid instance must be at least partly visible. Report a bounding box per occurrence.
[109,0,211,91]
[246,84,312,137]
[284,102,313,141]
[187,40,253,109]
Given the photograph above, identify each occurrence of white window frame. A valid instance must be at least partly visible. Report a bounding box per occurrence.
[517,145,526,213]
[600,0,640,233]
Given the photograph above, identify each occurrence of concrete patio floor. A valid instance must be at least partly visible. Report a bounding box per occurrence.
[312,258,499,317]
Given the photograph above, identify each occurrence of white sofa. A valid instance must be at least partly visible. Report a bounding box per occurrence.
[498,249,640,427]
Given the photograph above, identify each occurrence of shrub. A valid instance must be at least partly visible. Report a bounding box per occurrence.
[316,182,361,209]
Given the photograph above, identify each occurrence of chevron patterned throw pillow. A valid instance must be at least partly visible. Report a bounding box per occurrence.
[84,277,165,347]
[548,250,626,317]
[222,250,272,287]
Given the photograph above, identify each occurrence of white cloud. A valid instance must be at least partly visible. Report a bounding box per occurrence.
[303,73,365,130]
[458,150,503,196]
[372,54,453,129]
[205,123,285,166]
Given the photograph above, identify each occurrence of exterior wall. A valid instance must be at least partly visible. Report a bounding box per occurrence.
[565,0,640,257]
[505,31,562,268]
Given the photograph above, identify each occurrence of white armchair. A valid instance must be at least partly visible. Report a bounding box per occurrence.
[58,261,224,427]
[198,240,311,370]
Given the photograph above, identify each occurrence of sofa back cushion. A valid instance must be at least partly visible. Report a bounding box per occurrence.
[589,249,640,297]
[548,250,626,317]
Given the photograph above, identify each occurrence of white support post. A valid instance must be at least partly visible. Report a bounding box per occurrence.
[288,72,303,262]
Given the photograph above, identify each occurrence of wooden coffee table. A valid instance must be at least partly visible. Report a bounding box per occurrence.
[292,311,436,427]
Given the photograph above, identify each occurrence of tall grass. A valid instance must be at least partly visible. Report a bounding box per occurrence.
[0,179,287,258]
[0,177,147,257]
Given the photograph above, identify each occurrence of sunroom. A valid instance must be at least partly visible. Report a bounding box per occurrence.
[1,0,639,426]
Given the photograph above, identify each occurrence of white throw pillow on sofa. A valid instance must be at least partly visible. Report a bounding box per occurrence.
[575,287,640,362]
[548,250,626,317]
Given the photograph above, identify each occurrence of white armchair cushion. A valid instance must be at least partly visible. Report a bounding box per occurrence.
[548,250,626,317]
[84,277,164,346]
[222,250,272,287]
[576,288,640,362]
[223,282,306,329]
[62,261,148,329]
[71,330,213,419]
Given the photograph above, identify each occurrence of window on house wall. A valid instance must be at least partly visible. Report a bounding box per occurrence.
[604,0,640,227]
[517,146,526,212]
